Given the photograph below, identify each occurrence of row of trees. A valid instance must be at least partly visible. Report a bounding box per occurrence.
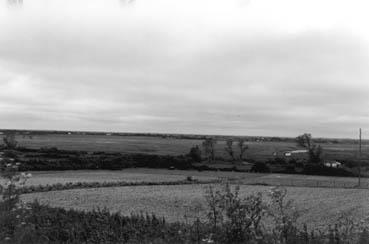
[189,138,249,163]
[190,133,326,166]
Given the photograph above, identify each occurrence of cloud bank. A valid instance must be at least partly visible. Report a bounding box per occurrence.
[1,0,369,138]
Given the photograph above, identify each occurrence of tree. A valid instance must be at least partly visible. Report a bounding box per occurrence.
[224,139,235,161]
[295,133,323,164]
[202,138,216,163]
[2,132,18,150]
[238,139,248,161]
[296,133,312,149]
[309,145,323,164]
[188,145,202,162]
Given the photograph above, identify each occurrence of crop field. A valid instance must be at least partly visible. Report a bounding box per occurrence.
[4,133,368,162]
[21,169,369,229]
[21,184,369,229]
[27,168,369,188]
[23,168,369,189]
[26,169,219,186]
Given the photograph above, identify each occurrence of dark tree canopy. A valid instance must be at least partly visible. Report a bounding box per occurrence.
[202,138,216,163]
[237,139,248,160]
[224,139,235,161]
[296,133,324,164]
[296,133,312,149]
[2,132,18,150]
[188,145,202,162]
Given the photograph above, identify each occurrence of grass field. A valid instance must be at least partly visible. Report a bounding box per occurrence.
[21,169,369,229]
[4,133,368,162]
[21,183,369,229]
[27,168,369,188]
[26,169,218,186]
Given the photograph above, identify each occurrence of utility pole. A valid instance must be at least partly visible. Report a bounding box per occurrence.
[358,128,362,187]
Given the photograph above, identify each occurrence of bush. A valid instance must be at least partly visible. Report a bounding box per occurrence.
[188,145,202,162]
[267,187,300,243]
[251,162,270,173]
[267,157,288,165]
[2,132,18,150]
[303,164,354,177]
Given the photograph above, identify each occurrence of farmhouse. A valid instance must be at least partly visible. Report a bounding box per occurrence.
[281,149,309,162]
[279,149,308,157]
[324,161,342,168]
[284,150,308,155]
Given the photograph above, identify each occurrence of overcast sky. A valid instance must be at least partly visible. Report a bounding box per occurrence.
[0,0,369,138]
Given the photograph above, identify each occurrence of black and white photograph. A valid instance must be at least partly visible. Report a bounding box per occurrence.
[1,0,369,243]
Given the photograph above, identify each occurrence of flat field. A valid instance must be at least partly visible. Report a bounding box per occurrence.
[21,184,369,229]
[21,169,369,228]
[5,134,368,162]
[26,169,219,186]
[27,168,369,188]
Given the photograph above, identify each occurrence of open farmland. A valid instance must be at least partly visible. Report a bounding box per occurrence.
[27,168,369,188]
[4,133,368,162]
[26,169,218,186]
[21,184,369,229]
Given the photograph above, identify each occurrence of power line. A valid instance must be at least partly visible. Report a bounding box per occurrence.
[358,128,362,187]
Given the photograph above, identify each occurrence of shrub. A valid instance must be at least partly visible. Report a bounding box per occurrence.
[188,145,202,163]
[0,156,32,243]
[267,187,300,243]
[303,164,354,177]
[204,183,266,242]
[2,132,18,150]
[251,162,271,173]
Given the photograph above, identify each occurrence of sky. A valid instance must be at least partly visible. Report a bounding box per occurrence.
[0,0,369,138]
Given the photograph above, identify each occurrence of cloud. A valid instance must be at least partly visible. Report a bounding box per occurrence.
[0,0,369,138]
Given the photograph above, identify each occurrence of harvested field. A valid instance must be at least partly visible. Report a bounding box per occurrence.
[26,169,219,186]
[21,184,369,229]
[27,168,369,189]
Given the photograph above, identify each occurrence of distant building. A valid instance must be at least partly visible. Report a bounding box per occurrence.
[283,149,308,157]
[324,161,342,168]
[280,149,309,162]
[290,150,309,154]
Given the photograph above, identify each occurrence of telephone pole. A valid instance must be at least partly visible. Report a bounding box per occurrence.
[358,128,362,187]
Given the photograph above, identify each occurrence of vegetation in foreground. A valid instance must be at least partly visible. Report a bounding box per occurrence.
[3,185,369,243]
[2,158,369,243]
